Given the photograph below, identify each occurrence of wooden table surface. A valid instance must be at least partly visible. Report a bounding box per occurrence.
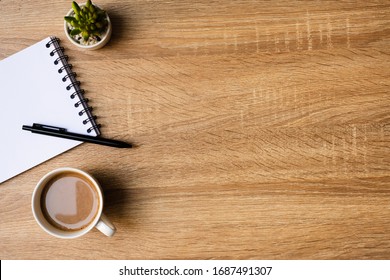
[1,0,390,260]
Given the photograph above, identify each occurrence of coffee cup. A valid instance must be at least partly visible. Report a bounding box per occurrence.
[32,167,116,238]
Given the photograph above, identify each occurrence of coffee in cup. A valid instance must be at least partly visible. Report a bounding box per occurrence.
[32,167,116,238]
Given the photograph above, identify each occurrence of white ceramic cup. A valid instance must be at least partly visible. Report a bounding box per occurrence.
[32,167,116,239]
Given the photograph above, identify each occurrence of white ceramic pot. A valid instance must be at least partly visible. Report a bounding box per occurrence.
[64,3,112,50]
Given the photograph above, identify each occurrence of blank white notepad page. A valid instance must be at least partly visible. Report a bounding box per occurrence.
[0,37,98,183]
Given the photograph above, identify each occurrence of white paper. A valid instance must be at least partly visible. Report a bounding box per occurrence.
[0,37,97,183]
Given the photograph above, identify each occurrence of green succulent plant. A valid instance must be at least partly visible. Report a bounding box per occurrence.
[64,0,108,42]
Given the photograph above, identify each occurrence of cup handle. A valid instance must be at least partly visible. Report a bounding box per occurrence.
[95,213,116,237]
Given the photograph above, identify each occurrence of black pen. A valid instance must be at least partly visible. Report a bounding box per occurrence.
[22,123,132,148]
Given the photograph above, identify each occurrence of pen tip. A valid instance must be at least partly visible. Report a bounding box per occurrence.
[123,143,132,148]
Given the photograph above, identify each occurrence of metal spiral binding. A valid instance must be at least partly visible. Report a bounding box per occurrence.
[83,115,97,124]
[58,64,72,74]
[46,37,101,135]
[62,72,77,82]
[66,80,80,91]
[49,47,64,57]
[54,55,68,65]
[70,89,85,99]
[74,98,89,108]
[78,106,93,116]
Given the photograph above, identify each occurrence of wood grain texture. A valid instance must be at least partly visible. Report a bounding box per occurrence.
[0,0,390,259]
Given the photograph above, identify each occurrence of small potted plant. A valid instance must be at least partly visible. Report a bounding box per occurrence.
[64,0,112,50]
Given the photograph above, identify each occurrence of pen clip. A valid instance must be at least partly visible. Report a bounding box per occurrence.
[32,123,67,132]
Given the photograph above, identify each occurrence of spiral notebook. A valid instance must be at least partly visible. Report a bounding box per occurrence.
[0,36,100,183]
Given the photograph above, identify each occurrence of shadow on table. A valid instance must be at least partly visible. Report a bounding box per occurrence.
[92,169,143,229]
[105,6,136,48]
